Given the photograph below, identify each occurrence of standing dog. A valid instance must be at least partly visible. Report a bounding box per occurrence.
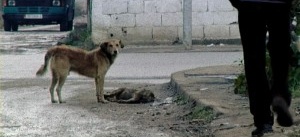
[36,39,124,103]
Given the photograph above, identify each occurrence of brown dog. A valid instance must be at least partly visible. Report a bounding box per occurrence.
[36,39,124,103]
[104,88,155,103]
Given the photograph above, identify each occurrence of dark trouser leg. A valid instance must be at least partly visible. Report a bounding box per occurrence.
[238,2,274,128]
[266,4,292,106]
[266,3,293,127]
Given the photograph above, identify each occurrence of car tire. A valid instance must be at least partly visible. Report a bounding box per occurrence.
[60,19,68,31]
[67,20,73,31]
[4,20,12,31]
[12,23,18,31]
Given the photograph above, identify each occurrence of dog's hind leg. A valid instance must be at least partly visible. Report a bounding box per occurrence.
[50,71,58,103]
[56,76,67,104]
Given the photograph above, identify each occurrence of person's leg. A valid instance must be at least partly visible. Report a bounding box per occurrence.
[266,3,293,127]
[238,2,274,135]
[267,3,291,106]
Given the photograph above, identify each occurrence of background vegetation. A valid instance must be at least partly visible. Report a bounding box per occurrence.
[65,25,94,50]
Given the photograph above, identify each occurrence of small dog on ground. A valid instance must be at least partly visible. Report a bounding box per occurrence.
[104,88,155,103]
[36,39,124,103]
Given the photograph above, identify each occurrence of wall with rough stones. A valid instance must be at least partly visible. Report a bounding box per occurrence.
[92,0,239,45]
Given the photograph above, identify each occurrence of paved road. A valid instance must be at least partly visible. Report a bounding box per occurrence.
[1,51,243,83]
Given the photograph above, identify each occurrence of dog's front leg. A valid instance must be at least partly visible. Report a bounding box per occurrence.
[95,77,108,103]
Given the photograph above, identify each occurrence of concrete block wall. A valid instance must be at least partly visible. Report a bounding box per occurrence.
[92,0,239,45]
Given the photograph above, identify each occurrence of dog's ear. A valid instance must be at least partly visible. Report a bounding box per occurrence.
[119,40,124,48]
[100,42,109,49]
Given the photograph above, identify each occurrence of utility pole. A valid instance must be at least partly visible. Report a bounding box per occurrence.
[87,0,92,33]
[183,0,192,50]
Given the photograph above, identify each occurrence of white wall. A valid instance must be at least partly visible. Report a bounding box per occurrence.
[92,0,239,45]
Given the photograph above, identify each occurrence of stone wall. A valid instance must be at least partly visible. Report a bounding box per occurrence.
[92,0,239,45]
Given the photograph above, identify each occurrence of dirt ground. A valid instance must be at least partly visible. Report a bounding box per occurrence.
[2,51,298,136]
[205,81,300,137]
[1,76,300,137]
[0,78,212,137]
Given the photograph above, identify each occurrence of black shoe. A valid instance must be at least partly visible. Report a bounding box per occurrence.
[251,124,273,137]
[272,96,293,127]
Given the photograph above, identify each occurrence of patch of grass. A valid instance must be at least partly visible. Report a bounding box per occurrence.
[174,94,216,123]
[292,89,300,98]
[234,50,300,99]
[234,72,247,95]
[289,66,300,98]
[296,29,300,36]
[188,106,215,123]
[233,59,248,95]
[174,94,189,105]
[64,24,95,50]
[288,130,300,137]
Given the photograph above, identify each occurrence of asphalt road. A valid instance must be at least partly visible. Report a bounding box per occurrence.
[1,51,243,83]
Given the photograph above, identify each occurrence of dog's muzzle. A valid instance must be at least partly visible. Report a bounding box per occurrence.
[114,50,118,55]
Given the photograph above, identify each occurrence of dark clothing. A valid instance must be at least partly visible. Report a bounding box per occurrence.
[235,2,292,128]
[229,0,292,9]
[229,0,241,8]
[240,0,289,3]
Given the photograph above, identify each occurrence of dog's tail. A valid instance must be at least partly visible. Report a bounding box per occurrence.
[36,48,54,76]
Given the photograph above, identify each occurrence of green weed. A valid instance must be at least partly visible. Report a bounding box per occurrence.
[287,130,300,137]
[188,106,215,123]
[174,94,189,105]
[234,54,300,99]
[174,94,215,122]
[66,25,94,50]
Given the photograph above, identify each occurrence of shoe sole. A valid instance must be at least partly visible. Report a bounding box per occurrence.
[252,129,273,137]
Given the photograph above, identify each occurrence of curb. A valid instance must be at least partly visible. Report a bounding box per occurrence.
[123,45,242,53]
[170,65,242,114]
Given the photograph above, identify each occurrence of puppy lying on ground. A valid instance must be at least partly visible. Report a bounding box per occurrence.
[104,88,155,103]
